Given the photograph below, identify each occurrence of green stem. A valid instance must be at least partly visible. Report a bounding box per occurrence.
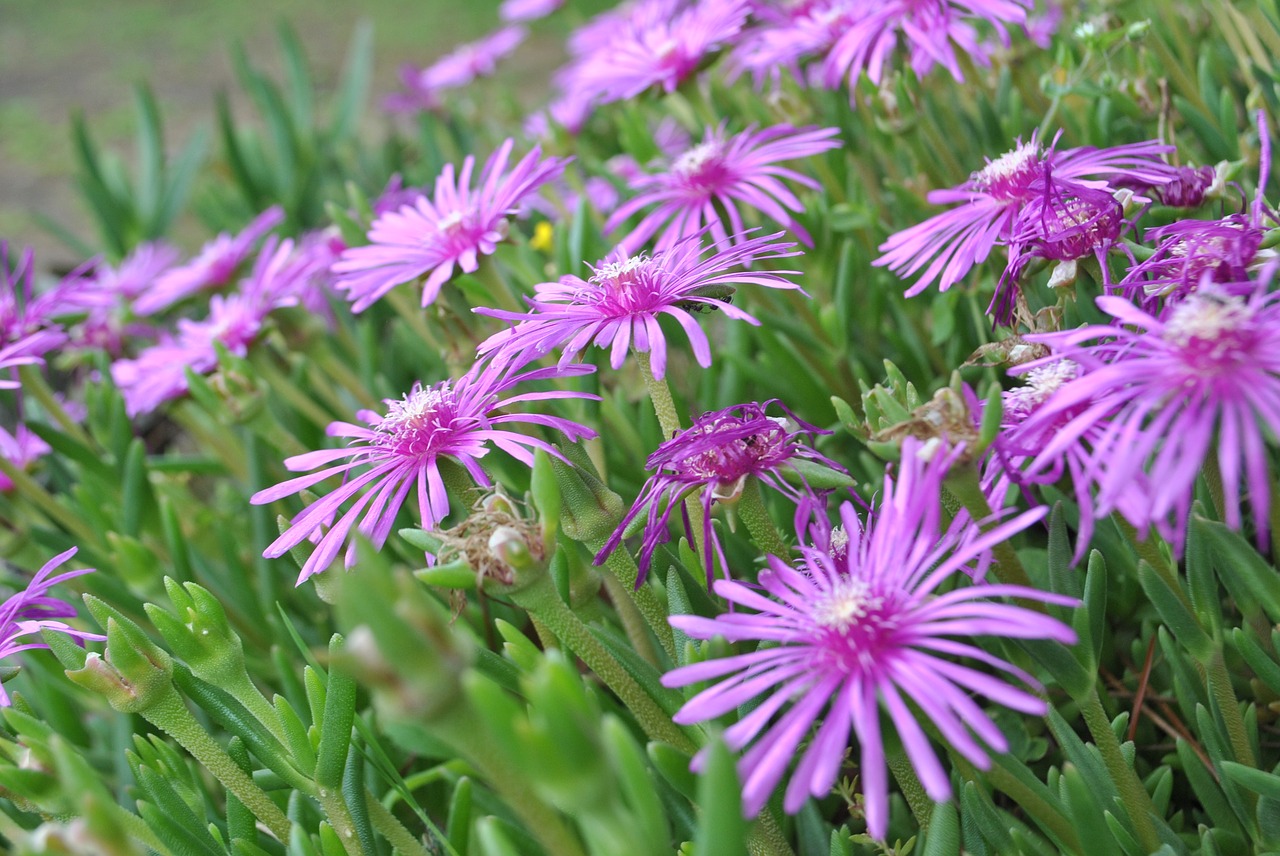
[365,790,433,856]
[0,456,97,543]
[223,671,293,749]
[943,467,1035,591]
[736,477,789,561]
[887,751,933,830]
[143,686,292,842]
[1208,648,1257,767]
[511,574,698,753]
[596,549,676,660]
[18,365,92,445]
[602,573,660,665]
[1113,516,1189,609]
[1079,688,1161,854]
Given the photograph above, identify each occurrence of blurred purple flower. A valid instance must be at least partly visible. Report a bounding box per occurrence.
[876,132,1174,296]
[0,425,51,492]
[661,441,1073,835]
[594,400,843,584]
[386,26,527,111]
[132,207,284,316]
[476,229,801,377]
[252,359,599,584]
[332,140,568,312]
[1018,280,1280,552]
[605,123,841,252]
[0,548,104,706]
[500,0,564,22]
[729,0,858,89]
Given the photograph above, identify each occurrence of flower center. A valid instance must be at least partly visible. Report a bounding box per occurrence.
[436,210,470,237]
[672,140,731,189]
[972,142,1043,201]
[812,577,879,632]
[1004,360,1080,422]
[1163,291,1256,364]
[583,255,667,314]
[377,383,462,457]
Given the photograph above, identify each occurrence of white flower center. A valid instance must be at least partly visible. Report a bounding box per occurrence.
[1163,292,1252,350]
[673,141,723,178]
[812,578,880,632]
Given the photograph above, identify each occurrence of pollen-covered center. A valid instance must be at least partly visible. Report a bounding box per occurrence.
[1163,291,1257,365]
[377,383,464,457]
[584,255,670,315]
[972,142,1042,201]
[1004,360,1080,422]
[811,577,901,673]
[672,140,733,191]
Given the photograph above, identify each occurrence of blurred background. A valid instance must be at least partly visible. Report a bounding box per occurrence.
[0,0,580,267]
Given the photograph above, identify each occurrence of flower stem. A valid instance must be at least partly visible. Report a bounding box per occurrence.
[736,476,789,561]
[943,467,1035,591]
[596,549,676,659]
[602,573,660,665]
[365,790,433,856]
[747,812,797,856]
[1207,648,1257,767]
[1079,687,1161,853]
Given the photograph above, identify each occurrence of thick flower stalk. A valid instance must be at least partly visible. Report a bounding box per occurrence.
[476,229,802,378]
[595,400,843,584]
[253,358,599,584]
[0,548,103,706]
[662,441,1075,837]
[332,139,568,311]
[605,123,841,252]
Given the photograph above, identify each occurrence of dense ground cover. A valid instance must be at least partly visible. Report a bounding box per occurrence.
[3,1,1280,854]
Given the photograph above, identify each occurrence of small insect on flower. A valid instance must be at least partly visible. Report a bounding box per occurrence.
[661,440,1075,837]
[0,548,104,706]
[253,358,599,585]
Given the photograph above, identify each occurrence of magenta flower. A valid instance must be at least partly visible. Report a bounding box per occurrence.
[605,123,841,252]
[728,0,857,89]
[386,26,526,112]
[822,0,1030,96]
[132,207,284,316]
[500,0,564,22]
[1017,280,1280,551]
[0,548,104,706]
[332,140,568,312]
[876,132,1175,296]
[594,400,843,584]
[0,425,51,492]
[475,230,801,378]
[0,331,65,390]
[252,359,599,584]
[662,442,1074,836]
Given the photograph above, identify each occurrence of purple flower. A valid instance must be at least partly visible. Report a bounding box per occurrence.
[1017,280,1280,551]
[605,123,841,252]
[476,229,801,378]
[1156,164,1217,208]
[0,331,65,390]
[594,400,843,584]
[876,132,1175,296]
[252,359,599,584]
[822,0,1030,96]
[132,207,284,316]
[386,26,526,111]
[0,548,104,706]
[0,425,51,492]
[728,0,857,89]
[661,441,1074,836]
[500,0,564,22]
[332,140,568,312]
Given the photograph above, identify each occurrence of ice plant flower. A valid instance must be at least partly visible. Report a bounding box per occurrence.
[387,26,526,112]
[0,548,104,706]
[594,400,844,583]
[253,359,599,584]
[500,0,563,22]
[132,206,284,315]
[0,425,51,492]
[876,132,1175,296]
[605,123,841,252]
[728,0,858,89]
[823,0,1030,97]
[333,140,568,312]
[1017,279,1280,551]
[475,229,802,378]
[661,442,1075,835]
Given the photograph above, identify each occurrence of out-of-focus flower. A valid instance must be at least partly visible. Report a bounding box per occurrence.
[332,140,568,312]
[132,207,284,316]
[1156,164,1217,208]
[1018,280,1280,552]
[605,123,841,252]
[385,27,527,112]
[0,548,104,706]
[252,359,599,584]
[729,0,858,89]
[661,441,1074,836]
[595,400,843,583]
[0,425,51,492]
[500,0,564,22]
[876,132,1174,296]
[476,229,801,377]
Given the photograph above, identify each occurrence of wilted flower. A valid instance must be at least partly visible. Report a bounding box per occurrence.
[0,548,104,706]
[1018,280,1280,551]
[605,123,841,252]
[876,132,1174,296]
[661,442,1074,836]
[332,140,568,312]
[476,229,801,378]
[252,359,598,584]
[594,400,843,583]
[132,207,284,315]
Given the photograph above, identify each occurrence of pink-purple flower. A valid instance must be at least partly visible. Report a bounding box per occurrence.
[0,425,51,492]
[661,441,1074,836]
[605,123,841,252]
[594,400,843,584]
[386,27,527,112]
[0,548,103,706]
[876,132,1174,297]
[500,0,564,22]
[252,359,599,584]
[332,140,568,312]
[476,230,801,378]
